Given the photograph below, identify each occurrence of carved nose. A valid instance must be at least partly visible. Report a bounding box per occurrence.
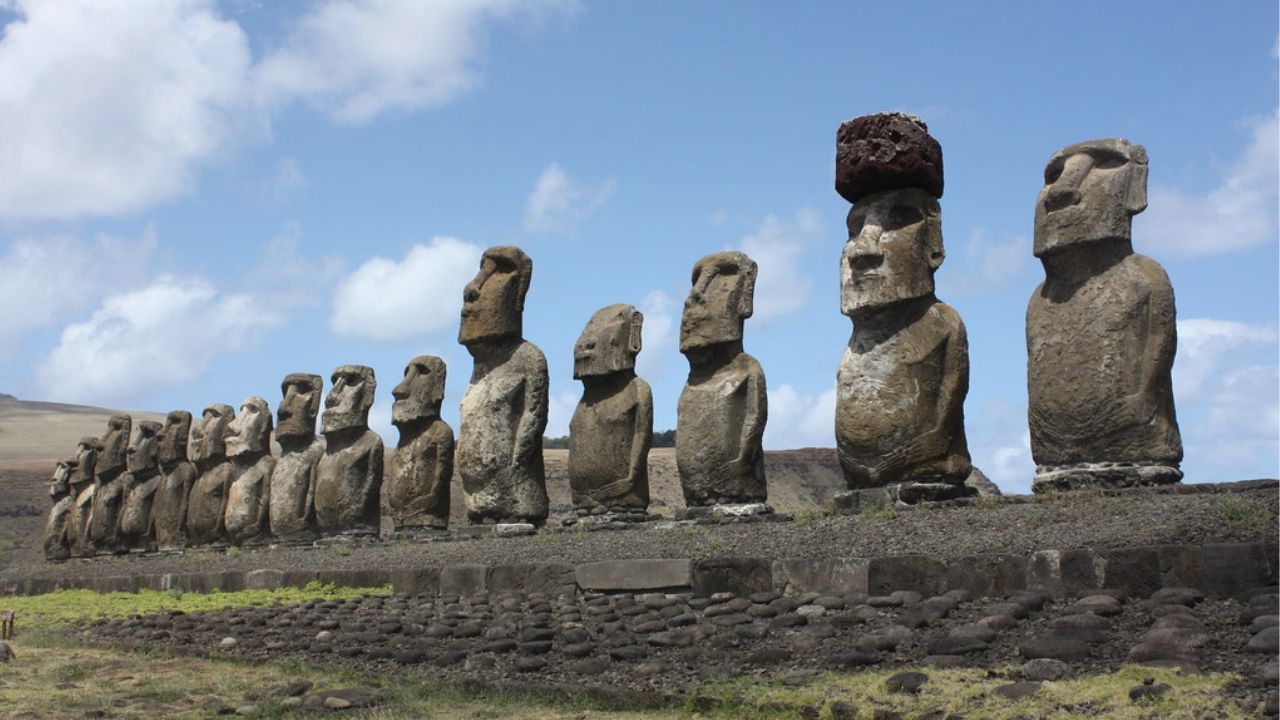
[463,282,480,302]
[1044,187,1081,212]
[849,251,883,273]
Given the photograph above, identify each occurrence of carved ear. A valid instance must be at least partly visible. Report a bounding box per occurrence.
[628,311,644,354]
[1126,156,1149,215]
[738,257,757,319]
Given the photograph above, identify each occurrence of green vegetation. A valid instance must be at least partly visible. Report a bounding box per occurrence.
[1219,496,1277,535]
[544,428,675,449]
[858,506,898,521]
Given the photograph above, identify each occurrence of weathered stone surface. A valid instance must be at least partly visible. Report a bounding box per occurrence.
[866,555,947,596]
[692,558,773,597]
[457,247,549,525]
[223,397,275,545]
[1028,138,1181,492]
[773,558,869,596]
[836,112,943,203]
[487,563,576,597]
[569,304,653,511]
[677,252,767,506]
[87,415,131,553]
[152,411,196,550]
[270,373,323,541]
[1026,548,1106,597]
[577,560,693,591]
[66,436,99,557]
[315,365,384,535]
[388,356,453,531]
[440,564,488,597]
[186,404,235,545]
[43,460,75,560]
[118,420,162,550]
[946,554,1027,598]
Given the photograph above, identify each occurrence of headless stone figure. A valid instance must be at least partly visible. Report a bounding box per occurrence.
[834,113,972,500]
[67,437,99,557]
[388,356,454,532]
[185,404,235,545]
[44,460,76,561]
[88,415,131,554]
[224,396,276,545]
[315,365,384,536]
[118,420,162,550]
[151,411,196,550]
[1027,138,1182,491]
[457,246,549,525]
[676,252,768,508]
[270,373,324,541]
[569,304,653,513]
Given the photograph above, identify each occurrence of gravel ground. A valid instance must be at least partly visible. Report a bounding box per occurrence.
[6,480,1276,583]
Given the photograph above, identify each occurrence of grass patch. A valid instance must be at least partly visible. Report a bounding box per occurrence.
[1219,496,1277,535]
[857,507,898,521]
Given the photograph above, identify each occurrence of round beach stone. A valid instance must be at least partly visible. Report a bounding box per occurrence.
[1246,627,1279,654]
[1022,658,1071,681]
[1020,637,1090,662]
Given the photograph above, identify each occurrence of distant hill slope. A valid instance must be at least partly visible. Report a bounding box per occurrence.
[0,394,166,467]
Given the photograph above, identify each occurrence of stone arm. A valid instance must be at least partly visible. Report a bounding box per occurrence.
[593,381,653,500]
[303,439,323,527]
[1126,261,1177,425]
[710,361,767,485]
[511,351,549,470]
[876,319,969,478]
[365,433,385,507]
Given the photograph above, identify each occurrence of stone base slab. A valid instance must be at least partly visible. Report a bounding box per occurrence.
[1033,463,1183,493]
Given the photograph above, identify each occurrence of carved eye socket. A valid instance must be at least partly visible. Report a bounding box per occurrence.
[885,205,923,230]
[1093,152,1127,169]
[847,214,865,237]
[1044,160,1065,185]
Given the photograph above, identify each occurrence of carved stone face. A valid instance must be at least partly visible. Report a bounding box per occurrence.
[1034,138,1147,258]
[226,397,272,457]
[575,304,643,378]
[679,252,756,353]
[323,365,375,433]
[70,437,98,485]
[127,421,162,474]
[277,373,323,441]
[392,355,446,426]
[190,404,234,465]
[50,460,73,498]
[157,411,191,465]
[459,246,532,347]
[96,415,132,477]
[841,188,943,317]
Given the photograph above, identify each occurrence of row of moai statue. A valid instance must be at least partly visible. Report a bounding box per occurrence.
[44,112,1183,560]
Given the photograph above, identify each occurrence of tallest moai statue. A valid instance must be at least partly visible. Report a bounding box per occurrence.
[1027,138,1182,491]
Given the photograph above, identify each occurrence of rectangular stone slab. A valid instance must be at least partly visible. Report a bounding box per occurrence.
[576,559,692,591]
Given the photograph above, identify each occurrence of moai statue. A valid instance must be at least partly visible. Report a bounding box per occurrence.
[833,113,973,505]
[388,356,454,533]
[87,415,131,553]
[676,252,768,510]
[270,373,324,541]
[43,460,76,561]
[457,246,549,526]
[569,304,653,517]
[67,436,99,557]
[151,411,196,550]
[1027,138,1182,491]
[185,403,235,545]
[314,365,384,536]
[223,397,277,545]
[118,420,162,551]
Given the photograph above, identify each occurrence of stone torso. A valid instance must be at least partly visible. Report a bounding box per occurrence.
[314,430,384,534]
[186,461,234,545]
[224,455,276,545]
[87,475,124,551]
[388,420,454,530]
[676,352,766,505]
[569,376,651,509]
[69,484,94,555]
[118,472,160,544]
[1026,253,1181,466]
[151,462,195,549]
[44,496,74,560]
[269,439,323,541]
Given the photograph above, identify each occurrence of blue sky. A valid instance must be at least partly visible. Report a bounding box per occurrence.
[0,0,1275,493]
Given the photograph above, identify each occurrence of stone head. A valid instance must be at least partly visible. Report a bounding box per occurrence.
[190,403,235,465]
[277,373,323,442]
[841,188,944,317]
[323,365,375,433]
[50,459,73,499]
[459,246,532,348]
[1034,138,1148,258]
[157,411,191,465]
[226,397,273,457]
[680,252,757,353]
[70,437,98,486]
[126,420,162,474]
[575,304,643,379]
[392,355,446,426]
[96,415,132,478]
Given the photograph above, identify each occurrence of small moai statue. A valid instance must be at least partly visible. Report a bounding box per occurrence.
[314,365,384,536]
[151,411,196,550]
[1027,138,1182,491]
[118,420,162,551]
[568,304,653,517]
[43,459,76,561]
[87,414,131,554]
[676,251,769,510]
[387,356,454,533]
[270,373,324,542]
[457,246,550,526]
[67,436,99,557]
[834,112,973,505]
[185,403,235,545]
[223,396,277,545]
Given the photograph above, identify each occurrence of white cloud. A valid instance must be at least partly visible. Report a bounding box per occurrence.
[37,275,281,406]
[948,229,1034,294]
[0,0,253,219]
[765,384,835,450]
[1174,318,1278,400]
[522,163,615,233]
[245,223,345,308]
[545,389,578,438]
[0,230,158,351]
[985,431,1033,494]
[636,289,676,381]
[1139,111,1279,258]
[329,237,482,342]
[268,158,307,202]
[737,209,823,323]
